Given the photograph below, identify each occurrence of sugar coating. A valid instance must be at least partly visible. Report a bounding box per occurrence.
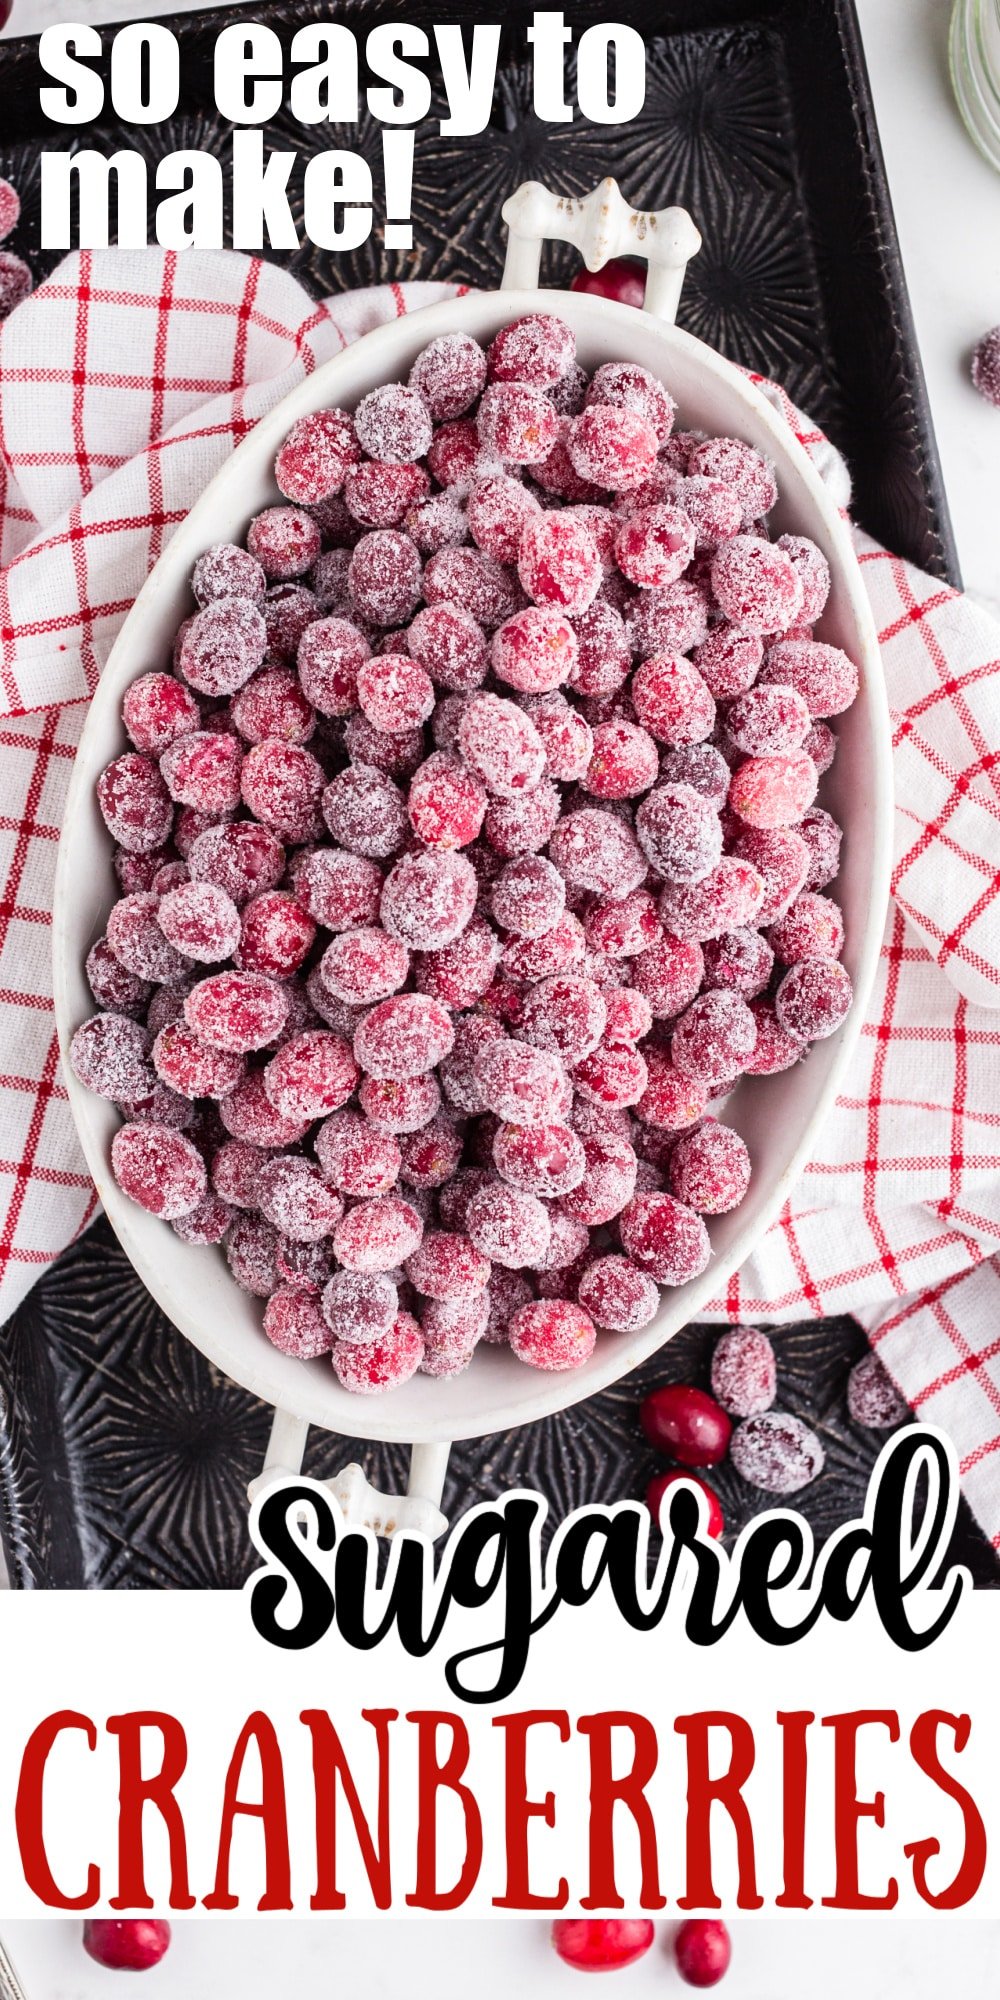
[760,638,859,719]
[253,1153,341,1243]
[730,1411,824,1493]
[152,1021,244,1101]
[711,1325,777,1417]
[409,332,488,418]
[232,667,315,746]
[425,546,523,629]
[322,762,408,858]
[0,178,21,243]
[519,512,602,616]
[972,326,1000,408]
[381,848,477,948]
[79,319,861,1397]
[669,1120,751,1213]
[186,823,284,909]
[354,994,455,1080]
[586,361,675,443]
[567,405,658,490]
[578,1255,659,1332]
[333,1196,424,1273]
[475,1038,568,1126]
[263,1030,359,1121]
[70,1012,152,1101]
[493,1120,586,1199]
[98,753,175,854]
[711,537,803,635]
[0,252,32,318]
[618,1190,710,1285]
[688,436,777,524]
[478,382,559,464]
[775,956,853,1041]
[847,1352,909,1428]
[158,881,241,962]
[561,1130,637,1225]
[185,970,290,1052]
[112,1121,206,1219]
[238,890,316,978]
[508,1298,597,1371]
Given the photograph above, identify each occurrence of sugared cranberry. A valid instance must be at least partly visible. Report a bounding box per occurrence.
[111,1121,206,1220]
[847,1352,909,1428]
[730,1412,824,1493]
[509,1297,596,1371]
[332,1313,424,1393]
[275,409,360,504]
[578,1254,658,1331]
[774,956,853,1041]
[711,1325,777,1417]
[410,331,488,417]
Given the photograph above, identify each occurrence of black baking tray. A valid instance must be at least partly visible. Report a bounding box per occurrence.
[1,0,982,1589]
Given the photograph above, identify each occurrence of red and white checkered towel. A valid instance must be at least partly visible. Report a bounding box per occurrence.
[2,250,1000,1539]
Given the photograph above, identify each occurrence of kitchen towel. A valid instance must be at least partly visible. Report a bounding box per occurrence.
[1,248,999,1537]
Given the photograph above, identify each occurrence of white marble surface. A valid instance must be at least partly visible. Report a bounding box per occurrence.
[2,0,997,608]
[1,1920,999,1999]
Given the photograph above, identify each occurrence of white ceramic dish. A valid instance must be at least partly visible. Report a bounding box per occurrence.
[52,179,893,1529]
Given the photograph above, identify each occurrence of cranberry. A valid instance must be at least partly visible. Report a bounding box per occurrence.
[972,325,1000,407]
[519,512,602,616]
[774,956,853,1041]
[729,1411,824,1493]
[509,1297,597,1371]
[847,1352,909,1429]
[674,1920,732,1987]
[640,1382,731,1468]
[0,178,21,243]
[478,381,559,463]
[83,1922,172,1972]
[711,1326,777,1418]
[355,383,433,463]
[0,251,32,317]
[551,1918,655,1973]
[570,257,647,308]
[274,409,360,504]
[648,1469,724,1539]
[578,1253,658,1331]
[332,1313,424,1392]
[409,332,488,417]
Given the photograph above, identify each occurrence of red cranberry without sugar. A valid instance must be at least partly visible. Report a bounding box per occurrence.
[674,1920,732,1988]
[551,1919,655,1973]
[640,1382,732,1466]
[647,1470,724,1540]
[83,1922,173,1972]
[570,257,647,308]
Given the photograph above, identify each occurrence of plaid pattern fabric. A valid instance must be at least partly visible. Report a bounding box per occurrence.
[2,249,1000,1536]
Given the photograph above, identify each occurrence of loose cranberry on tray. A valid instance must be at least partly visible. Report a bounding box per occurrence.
[75,308,858,1397]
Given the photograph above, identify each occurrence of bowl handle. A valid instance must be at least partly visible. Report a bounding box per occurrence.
[501,175,701,325]
[249,1411,451,1541]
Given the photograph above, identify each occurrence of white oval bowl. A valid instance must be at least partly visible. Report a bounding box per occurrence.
[53,287,893,1447]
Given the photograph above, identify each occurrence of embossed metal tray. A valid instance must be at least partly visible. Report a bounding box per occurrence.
[1,0,983,1587]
